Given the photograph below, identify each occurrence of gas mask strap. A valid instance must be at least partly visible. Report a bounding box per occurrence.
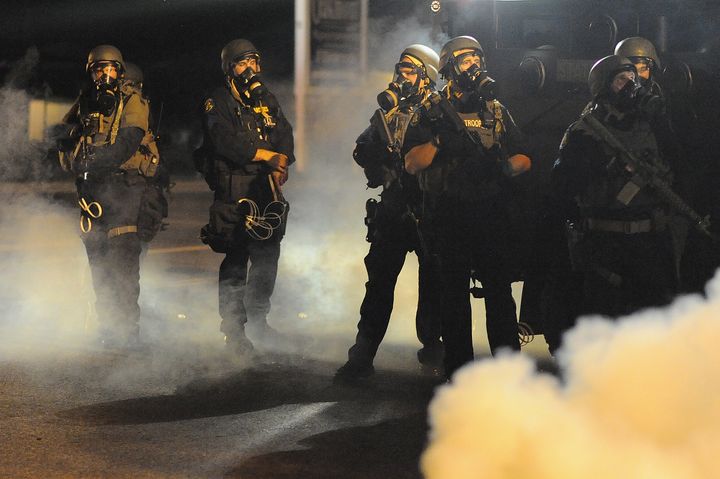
[228,77,250,105]
[108,94,126,145]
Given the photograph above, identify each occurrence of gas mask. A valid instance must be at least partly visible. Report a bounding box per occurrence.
[457,63,497,100]
[376,61,424,111]
[86,63,120,117]
[611,76,641,111]
[377,79,416,111]
[93,74,119,116]
[233,63,268,101]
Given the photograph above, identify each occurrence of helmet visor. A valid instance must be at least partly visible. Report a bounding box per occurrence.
[454,50,485,72]
[90,61,121,78]
[395,61,423,76]
[232,53,259,67]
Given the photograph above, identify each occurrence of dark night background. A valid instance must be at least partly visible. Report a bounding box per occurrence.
[0,0,294,115]
[0,0,423,175]
[0,0,422,111]
[2,0,720,179]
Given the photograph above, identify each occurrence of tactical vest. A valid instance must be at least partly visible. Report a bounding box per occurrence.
[573,108,669,214]
[72,84,153,176]
[417,97,506,195]
[377,107,417,188]
[457,99,505,150]
[387,108,415,151]
[117,85,158,177]
[123,131,161,178]
[229,80,275,145]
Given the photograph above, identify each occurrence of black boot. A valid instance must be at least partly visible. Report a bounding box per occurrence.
[333,360,375,384]
[225,331,254,357]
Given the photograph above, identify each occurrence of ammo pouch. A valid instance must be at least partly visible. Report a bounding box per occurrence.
[201,172,289,253]
[121,133,160,178]
[201,200,243,253]
[364,198,379,243]
[137,183,168,242]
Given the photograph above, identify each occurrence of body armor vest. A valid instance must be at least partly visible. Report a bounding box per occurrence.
[575,107,669,215]
[387,108,415,151]
[457,99,505,150]
[73,85,155,176]
[229,80,275,145]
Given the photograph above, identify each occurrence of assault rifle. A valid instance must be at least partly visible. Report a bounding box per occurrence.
[367,104,434,260]
[420,92,506,167]
[418,92,467,136]
[581,110,714,240]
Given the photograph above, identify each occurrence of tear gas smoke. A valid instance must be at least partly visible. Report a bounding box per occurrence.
[0,47,57,181]
[422,278,720,479]
[0,15,525,395]
[272,16,541,362]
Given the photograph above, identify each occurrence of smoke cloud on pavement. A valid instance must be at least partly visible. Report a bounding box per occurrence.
[423,277,720,479]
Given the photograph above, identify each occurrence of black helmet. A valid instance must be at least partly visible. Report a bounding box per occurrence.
[221,39,260,75]
[123,62,143,87]
[399,44,440,84]
[86,44,124,73]
[439,36,485,77]
[588,55,635,98]
[614,37,661,70]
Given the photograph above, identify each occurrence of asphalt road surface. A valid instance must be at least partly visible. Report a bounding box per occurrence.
[0,178,448,479]
[0,177,553,478]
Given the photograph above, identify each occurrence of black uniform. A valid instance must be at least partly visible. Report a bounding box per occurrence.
[61,83,160,347]
[345,109,443,372]
[402,88,529,377]
[552,100,678,318]
[199,83,294,344]
[446,91,527,356]
[401,121,472,377]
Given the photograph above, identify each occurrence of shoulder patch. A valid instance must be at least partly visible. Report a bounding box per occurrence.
[204,98,215,113]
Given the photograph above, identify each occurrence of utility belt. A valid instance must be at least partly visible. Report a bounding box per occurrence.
[215,170,267,202]
[76,169,165,241]
[202,171,288,252]
[76,169,133,184]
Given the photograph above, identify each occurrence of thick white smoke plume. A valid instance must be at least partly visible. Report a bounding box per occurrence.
[422,279,720,479]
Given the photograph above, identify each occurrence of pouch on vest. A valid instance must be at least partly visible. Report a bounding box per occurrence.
[121,133,160,177]
[137,184,168,242]
[200,200,244,253]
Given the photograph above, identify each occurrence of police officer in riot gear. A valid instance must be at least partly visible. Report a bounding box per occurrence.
[197,39,294,355]
[614,37,663,99]
[58,45,160,350]
[615,37,720,296]
[551,55,679,319]
[335,45,444,382]
[403,36,531,379]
